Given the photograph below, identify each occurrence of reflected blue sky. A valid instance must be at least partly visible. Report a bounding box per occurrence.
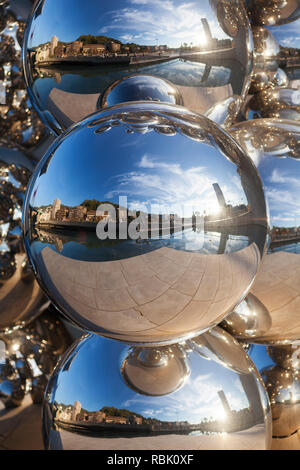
[267,21,300,49]
[53,335,250,423]
[30,122,247,217]
[258,156,300,228]
[29,0,229,49]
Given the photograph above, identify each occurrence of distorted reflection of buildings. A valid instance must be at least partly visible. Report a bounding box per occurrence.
[32,16,234,67]
[54,380,265,435]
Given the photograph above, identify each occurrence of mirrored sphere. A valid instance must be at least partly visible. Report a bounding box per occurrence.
[249,59,287,94]
[23,102,269,345]
[23,0,253,133]
[100,75,183,108]
[250,69,274,94]
[249,343,300,449]
[227,118,300,344]
[221,293,272,339]
[252,26,280,60]
[261,366,300,439]
[42,328,272,450]
[246,0,300,26]
[273,67,289,88]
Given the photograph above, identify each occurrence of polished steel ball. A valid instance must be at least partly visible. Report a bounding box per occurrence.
[100,75,183,108]
[250,69,275,94]
[42,328,272,450]
[221,293,272,340]
[267,344,300,370]
[23,102,269,345]
[23,0,253,133]
[252,26,280,60]
[273,68,289,88]
[261,366,300,439]
[246,0,300,26]
[227,119,300,345]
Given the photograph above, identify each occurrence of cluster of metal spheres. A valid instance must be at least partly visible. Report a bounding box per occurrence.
[1,0,300,450]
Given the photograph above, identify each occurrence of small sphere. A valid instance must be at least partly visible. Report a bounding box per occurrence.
[23,0,253,133]
[252,26,280,60]
[221,293,272,340]
[100,75,183,108]
[267,344,300,370]
[272,68,289,88]
[23,102,269,345]
[42,328,272,450]
[228,119,300,345]
[261,366,300,439]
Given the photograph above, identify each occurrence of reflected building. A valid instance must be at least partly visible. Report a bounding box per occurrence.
[51,198,61,220]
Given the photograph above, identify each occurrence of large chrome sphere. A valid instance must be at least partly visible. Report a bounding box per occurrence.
[42,327,272,450]
[225,119,300,345]
[246,0,300,26]
[22,0,253,133]
[22,102,268,345]
[0,144,48,331]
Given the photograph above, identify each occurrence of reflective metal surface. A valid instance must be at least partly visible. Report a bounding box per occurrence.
[248,343,300,448]
[43,328,272,450]
[246,87,300,120]
[226,118,300,344]
[252,26,280,60]
[101,75,183,108]
[273,67,289,87]
[0,3,46,149]
[22,0,253,133]
[23,102,268,345]
[267,343,300,370]
[262,366,300,438]
[0,144,48,331]
[0,308,73,408]
[246,0,300,26]
[221,293,272,339]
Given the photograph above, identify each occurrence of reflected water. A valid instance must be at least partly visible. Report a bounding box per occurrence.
[30,226,259,263]
[32,57,243,110]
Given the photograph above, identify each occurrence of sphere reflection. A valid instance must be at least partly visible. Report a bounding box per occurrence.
[100,75,183,108]
[43,328,272,450]
[227,118,300,344]
[23,0,253,132]
[23,102,269,345]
